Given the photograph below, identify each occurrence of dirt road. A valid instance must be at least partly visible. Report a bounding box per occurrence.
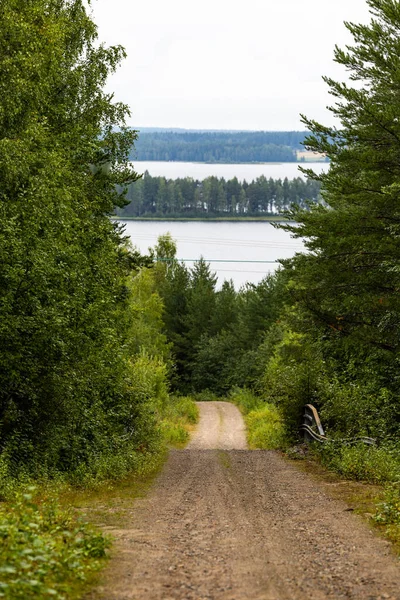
[89,401,400,600]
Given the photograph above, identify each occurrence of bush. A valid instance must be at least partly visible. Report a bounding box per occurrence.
[229,388,287,449]
[0,488,109,599]
[317,372,397,439]
[159,396,199,447]
[373,483,400,547]
[245,404,287,450]
[261,330,324,437]
[314,442,400,485]
[374,484,400,526]
[229,387,263,413]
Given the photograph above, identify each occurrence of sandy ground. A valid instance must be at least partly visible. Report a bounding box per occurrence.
[87,401,400,600]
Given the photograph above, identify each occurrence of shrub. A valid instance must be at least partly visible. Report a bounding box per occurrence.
[229,388,287,450]
[159,396,199,447]
[314,442,400,485]
[374,484,400,526]
[261,330,324,437]
[0,488,109,599]
[245,404,287,450]
[229,387,263,413]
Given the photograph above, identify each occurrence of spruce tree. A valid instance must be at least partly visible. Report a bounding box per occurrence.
[283,0,400,374]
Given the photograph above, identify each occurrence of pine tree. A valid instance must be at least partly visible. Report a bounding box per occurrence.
[282,0,400,383]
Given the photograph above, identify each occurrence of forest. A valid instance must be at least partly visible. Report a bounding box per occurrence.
[117,172,322,217]
[1,0,400,595]
[130,130,310,163]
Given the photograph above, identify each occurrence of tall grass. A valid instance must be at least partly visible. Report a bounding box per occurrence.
[159,396,199,447]
[229,388,287,450]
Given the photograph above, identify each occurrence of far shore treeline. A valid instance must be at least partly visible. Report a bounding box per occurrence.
[129,130,319,163]
[116,173,322,218]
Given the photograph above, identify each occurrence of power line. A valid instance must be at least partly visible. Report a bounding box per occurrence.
[156,258,278,263]
[126,233,303,250]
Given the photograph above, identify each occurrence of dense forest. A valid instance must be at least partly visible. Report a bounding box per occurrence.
[130,130,310,163]
[117,173,321,217]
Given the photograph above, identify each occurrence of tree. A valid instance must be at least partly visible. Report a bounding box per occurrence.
[280,0,400,427]
[0,0,149,475]
[186,258,218,347]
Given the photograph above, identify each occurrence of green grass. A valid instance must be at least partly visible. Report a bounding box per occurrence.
[245,404,287,450]
[229,387,262,413]
[229,388,287,450]
[309,441,400,549]
[315,442,400,485]
[159,395,199,447]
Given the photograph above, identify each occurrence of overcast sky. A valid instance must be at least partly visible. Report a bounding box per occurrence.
[91,0,370,131]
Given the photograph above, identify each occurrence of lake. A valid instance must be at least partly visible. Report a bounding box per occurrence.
[120,220,305,289]
[131,161,327,181]
[121,161,316,287]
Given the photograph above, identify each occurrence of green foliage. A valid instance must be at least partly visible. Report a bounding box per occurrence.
[159,396,199,447]
[229,388,263,413]
[229,388,286,449]
[118,172,321,218]
[191,331,240,395]
[192,390,220,402]
[245,405,287,450]
[154,250,289,396]
[314,443,400,485]
[0,0,178,490]
[125,268,171,362]
[0,488,109,599]
[131,130,306,163]
[276,0,400,437]
[236,2,400,460]
[317,376,396,439]
[261,327,324,436]
[374,484,400,526]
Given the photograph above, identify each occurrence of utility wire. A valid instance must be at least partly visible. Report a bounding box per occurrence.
[156,259,278,263]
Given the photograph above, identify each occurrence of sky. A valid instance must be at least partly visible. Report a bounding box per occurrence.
[91,0,370,131]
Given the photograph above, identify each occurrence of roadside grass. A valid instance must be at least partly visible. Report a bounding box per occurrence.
[310,441,400,550]
[159,395,199,447]
[229,388,400,550]
[287,449,400,554]
[314,442,400,486]
[229,388,287,450]
[245,405,287,450]
[0,394,198,599]
[374,483,400,550]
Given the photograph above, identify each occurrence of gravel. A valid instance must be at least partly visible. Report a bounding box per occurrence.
[88,402,400,600]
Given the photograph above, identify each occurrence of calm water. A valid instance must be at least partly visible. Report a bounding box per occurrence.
[131,161,327,181]
[120,220,305,289]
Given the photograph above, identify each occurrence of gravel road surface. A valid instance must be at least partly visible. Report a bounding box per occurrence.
[89,401,400,600]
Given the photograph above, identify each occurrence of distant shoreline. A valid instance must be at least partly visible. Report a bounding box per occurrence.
[132,159,327,165]
[114,216,288,223]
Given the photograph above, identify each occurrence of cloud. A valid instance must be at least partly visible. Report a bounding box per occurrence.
[92,0,370,129]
